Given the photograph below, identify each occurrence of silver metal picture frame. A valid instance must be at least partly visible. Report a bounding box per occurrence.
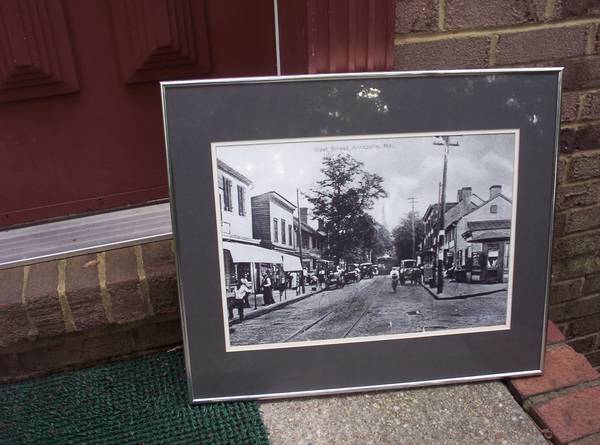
[161,68,562,403]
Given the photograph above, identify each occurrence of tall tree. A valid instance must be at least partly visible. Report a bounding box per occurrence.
[392,211,425,262]
[307,153,387,263]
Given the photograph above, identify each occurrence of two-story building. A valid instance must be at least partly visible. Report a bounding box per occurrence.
[251,191,302,278]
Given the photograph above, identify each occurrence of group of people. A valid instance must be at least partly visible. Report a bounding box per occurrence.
[227,271,281,322]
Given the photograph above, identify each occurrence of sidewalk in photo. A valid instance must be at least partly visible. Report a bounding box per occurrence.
[421,278,507,300]
[229,286,324,325]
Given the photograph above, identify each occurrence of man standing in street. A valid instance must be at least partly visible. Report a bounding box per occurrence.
[262,271,274,305]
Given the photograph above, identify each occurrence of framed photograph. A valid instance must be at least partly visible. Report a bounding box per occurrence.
[161,69,561,403]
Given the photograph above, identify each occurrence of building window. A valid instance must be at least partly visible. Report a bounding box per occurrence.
[490,204,498,214]
[222,177,233,212]
[237,185,246,216]
[281,219,286,244]
[273,218,278,243]
[288,225,293,246]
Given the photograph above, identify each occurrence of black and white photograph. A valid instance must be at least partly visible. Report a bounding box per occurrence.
[214,130,518,351]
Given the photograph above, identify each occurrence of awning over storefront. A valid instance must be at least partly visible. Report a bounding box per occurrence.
[222,241,302,271]
[468,229,511,242]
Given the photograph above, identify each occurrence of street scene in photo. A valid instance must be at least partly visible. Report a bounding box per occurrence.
[213,131,517,348]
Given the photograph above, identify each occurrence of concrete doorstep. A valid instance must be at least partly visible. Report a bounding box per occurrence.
[259,322,600,445]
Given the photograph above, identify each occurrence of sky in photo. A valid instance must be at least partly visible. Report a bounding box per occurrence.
[215,132,516,230]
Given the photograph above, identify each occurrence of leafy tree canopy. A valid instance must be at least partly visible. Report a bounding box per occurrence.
[307,153,387,263]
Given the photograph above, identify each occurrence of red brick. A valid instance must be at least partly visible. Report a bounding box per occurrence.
[554,211,567,237]
[141,241,179,316]
[105,247,147,324]
[554,0,600,20]
[568,314,600,337]
[584,274,600,294]
[83,331,135,360]
[552,254,600,281]
[582,91,600,120]
[548,321,567,344]
[0,267,22,307]
[532,386,600,444]
[445,0,545,30]
[65,254,107,330]
[557,181,600,211]
[510,346,598,399]
[0,267,30,346]
[565,205,600,233]
[132,319,182,350]
[551,278,584,304]
[24,261,64,337]
[568,334,598,354]
[395,36,491,70]
[496,27,588,65]
[569,152,600,181]
[553,232,600,260]
[529,57,600,91]
[557,155,568,183]
[561,125,600,153]
[395,0,438,34]
[562,91,579,122]
[550,294,600,322]
[18,339,84,372]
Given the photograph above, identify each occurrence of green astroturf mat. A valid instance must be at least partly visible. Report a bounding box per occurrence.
[0,351,269,445]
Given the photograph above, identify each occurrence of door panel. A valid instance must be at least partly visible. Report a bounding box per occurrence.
[0,0,276,228]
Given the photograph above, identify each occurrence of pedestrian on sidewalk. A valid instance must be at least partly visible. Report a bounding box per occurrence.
[234,279,250,321]
[262,272,274,305]
[240,273,252,308]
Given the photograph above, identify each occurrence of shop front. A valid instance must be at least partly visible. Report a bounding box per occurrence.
[462,220,511,284]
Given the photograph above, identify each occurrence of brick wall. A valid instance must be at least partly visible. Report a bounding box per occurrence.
[395,0,600,371]
[0,241,182,382]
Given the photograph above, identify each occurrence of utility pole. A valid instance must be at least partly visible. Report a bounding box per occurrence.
[407,197,418,259]
[433,136,459,294]
[296,188,305,294]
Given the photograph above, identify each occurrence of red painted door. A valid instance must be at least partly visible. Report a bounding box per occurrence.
[1,0,395,229]
[0,0,277,228]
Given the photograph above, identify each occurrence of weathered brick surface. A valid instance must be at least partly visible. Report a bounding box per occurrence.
[531,386,600,445]
[561,125,600,153]
[568,314,600,337]
[547,321,567,344]
[395,0,438,34]
[562,91,579,122]
[0,268,29,346]
[568,334,598,354]
[550,294,600,323]
[585,274,600,294]
[585,349,600,366]
[557,181,600,211]
[551,278,584,304]
[496,26,589,65]
[395,37,491,69]
[83,330,135,360]
[141,241,179,316]
[106,247,147,324]
[569,152,600,181]
[509,346,598,400]
[554,0,600,20]
[0,352,20,380]
[19,340,84,372]
[553,254,600,281]
[561,56,600,91]
[557,155,568,183]
[24,261,64,337]
[565,206,600,234]
[444,0,545,30]
[582,91,600,121]
[65,254,107,330]
[132,319,182,350]
[553,232,600,260]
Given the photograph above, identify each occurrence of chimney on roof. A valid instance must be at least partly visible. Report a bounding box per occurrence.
[460,187,472,210]
[300,207,309,225]
[489,185,502,199]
